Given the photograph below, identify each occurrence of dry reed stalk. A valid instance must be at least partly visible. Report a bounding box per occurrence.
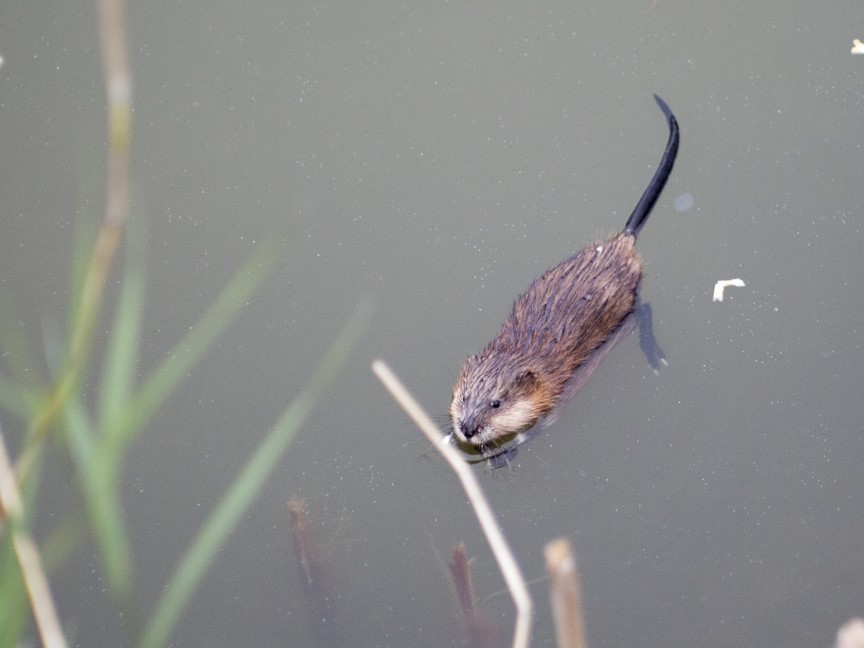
[544,538,586,648]
[16,0,133,483]
[0,424,68,648]
[371,359,532,648]
[0,0,130,643]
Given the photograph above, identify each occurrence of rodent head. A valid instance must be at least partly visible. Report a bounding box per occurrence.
[450,355,555,449]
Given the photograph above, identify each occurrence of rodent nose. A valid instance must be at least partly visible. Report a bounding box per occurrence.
[460,423,477,439]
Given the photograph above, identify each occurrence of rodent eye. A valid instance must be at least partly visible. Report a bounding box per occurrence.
[490,399,501,409]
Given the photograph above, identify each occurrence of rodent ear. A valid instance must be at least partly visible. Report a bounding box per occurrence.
[514,369,539,389]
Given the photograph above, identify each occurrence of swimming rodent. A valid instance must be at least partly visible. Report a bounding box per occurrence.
[449,95,679,457]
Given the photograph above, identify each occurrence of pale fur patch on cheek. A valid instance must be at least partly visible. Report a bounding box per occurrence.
[452,399,541,447]
[486,400,540,439]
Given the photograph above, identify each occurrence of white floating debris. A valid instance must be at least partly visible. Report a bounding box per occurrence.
[712,278,745,302]
[852,39,864,55]
[836,618,864,648]
[674,192,694,213]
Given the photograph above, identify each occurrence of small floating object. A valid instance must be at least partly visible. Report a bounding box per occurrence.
[852,39,864,55]
[836,618,864,648]
[712,278,745,302]
[674,192,694,213]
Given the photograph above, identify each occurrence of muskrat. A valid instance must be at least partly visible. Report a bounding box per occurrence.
[449,95,679,458]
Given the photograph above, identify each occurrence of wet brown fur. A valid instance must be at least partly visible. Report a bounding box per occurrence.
[449,95,679,451]
[450,234,640,446]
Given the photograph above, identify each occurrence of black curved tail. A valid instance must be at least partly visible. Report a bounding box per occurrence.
[623,95,680,237]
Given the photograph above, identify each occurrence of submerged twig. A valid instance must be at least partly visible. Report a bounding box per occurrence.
[371,359,532,648]
[544,538,586,648]
[449,542,477,623]
[287,497,339,647]
[287,498,320,588]
[0,423,68,648]
[449,542,495,648]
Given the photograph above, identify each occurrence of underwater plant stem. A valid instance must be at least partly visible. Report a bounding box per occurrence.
[449,542,496,648]
[449,542,478,624]
[371,360,532,648]
[287,498,319,588]
[0,424,68,648]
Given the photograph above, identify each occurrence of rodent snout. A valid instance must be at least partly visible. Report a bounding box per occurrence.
[459,423,477,439]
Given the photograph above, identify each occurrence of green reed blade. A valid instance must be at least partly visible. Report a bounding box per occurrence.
[139,298,374,648]
[0,285,40,392]
[0,373,41,423]
[63,396,136,613]
[40,515,87,575]
[0,525,29,648]
[98,213,146,432]
[104,241,279,456]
